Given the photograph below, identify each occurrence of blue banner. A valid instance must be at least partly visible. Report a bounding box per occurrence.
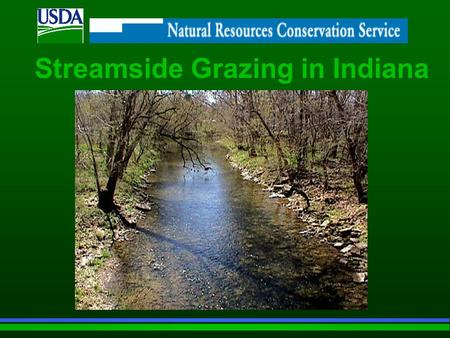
[89,18,408,44]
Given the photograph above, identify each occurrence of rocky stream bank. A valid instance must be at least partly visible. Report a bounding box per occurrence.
[228,155,368,284]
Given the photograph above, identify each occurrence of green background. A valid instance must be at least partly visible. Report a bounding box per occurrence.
[0,0,448,333]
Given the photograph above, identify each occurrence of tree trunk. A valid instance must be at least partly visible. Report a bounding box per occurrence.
[348,140,367,203]
[75,130,80,165]
[98,174,118,213]
[252,109,286,169]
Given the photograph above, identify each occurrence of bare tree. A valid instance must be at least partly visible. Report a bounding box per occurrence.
[76,90,207,223]
[211,90,367,204]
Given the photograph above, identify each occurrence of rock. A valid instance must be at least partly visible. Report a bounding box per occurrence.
[80,256,91,267]
[149,168,156,173]
[351,229,362,237]
[135,203,152,211]
[340,244,354,254]
[272,184,284,191]
[356,242,368,250]
[279,176,290,184]
[269,193,284,198]
[339,258,348,265]
[321,220,330,227]
[282,184,292,193]
[351,247,361,255]
[333,242,344,248]
[338,227,353,237]
[95,229,106,241]
[353,272,366,283]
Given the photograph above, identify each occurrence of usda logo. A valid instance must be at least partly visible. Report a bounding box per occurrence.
[37,8,84,43]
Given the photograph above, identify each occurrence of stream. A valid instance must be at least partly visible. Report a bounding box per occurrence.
[111,147,366,310]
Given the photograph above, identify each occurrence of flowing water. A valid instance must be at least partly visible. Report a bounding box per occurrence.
[111,147,366,310]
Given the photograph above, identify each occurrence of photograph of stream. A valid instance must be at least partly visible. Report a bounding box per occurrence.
[75,90,368,310]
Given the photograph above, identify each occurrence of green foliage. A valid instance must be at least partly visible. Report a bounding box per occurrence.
[76,141,160,195]
[101,248,111,259]
[220,138,267,170]
[283,148,299,169]
[123,149,160,188]
[216,137,235,151]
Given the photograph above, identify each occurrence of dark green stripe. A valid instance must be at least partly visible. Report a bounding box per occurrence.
[0,323,448,331]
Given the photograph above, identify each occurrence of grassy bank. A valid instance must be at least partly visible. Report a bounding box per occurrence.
[75,145,160,309]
